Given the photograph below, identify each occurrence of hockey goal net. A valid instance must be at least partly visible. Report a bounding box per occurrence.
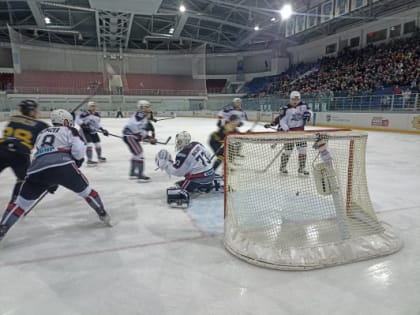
[224,129,402,270]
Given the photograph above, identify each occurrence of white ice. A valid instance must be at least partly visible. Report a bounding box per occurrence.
[0,117,419,315]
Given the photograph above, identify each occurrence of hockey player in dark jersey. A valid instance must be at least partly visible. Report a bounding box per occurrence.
[0,100,49,203]
[155,131,215,207]
[0,109,112,242]
[217,97,247,128]
[77,101,109,165]
[209,114,241,173]
[264,91,312,175]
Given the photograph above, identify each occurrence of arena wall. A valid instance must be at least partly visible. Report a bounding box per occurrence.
[2,110,418,134]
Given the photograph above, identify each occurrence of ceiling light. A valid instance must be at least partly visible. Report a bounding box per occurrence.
[169,27,175,34]
[179,4,186,12]
[280,4,293,20]
[271,17,276,22]
[44,17,51,24]
[254,25,260,31]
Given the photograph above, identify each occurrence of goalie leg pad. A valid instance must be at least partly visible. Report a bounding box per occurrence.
[313,161,339,195]
[167,188,190,208]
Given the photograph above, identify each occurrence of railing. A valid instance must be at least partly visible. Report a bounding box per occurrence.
[124,88,207,96]
[241,93,420,112]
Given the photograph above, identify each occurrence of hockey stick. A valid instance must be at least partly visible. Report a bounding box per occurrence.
[210,145,224,160]
[245,120,259,132]
[70,83,102,114]
[23,190,49,217]
[102,130,171,145]
[261,145,285,173]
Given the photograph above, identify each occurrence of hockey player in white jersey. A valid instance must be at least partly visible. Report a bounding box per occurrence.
[264,91,312,175]
[0,109,111,242]
[155,131,215,207]
[217,97,247,127]
[78,101,109,165]
[122,110,157,181]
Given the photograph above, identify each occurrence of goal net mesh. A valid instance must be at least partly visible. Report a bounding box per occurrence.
[224,130,402,270]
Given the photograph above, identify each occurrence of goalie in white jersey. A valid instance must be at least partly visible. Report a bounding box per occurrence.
[155,131,215,207]
[0,109,111,242]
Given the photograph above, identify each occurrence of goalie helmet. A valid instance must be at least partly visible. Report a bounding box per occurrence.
[51,109,73,126]
[137,100,150,110]
[175,131,191,151]
[18,100,38,116]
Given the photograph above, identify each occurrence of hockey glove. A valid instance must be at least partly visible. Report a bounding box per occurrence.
[303,111,311,122]
[313,133,328,149]
[146,136,157,145]
[155,149,172,170]
[264,124,271,129]
[47,185,58,194]
[101,128,109,136]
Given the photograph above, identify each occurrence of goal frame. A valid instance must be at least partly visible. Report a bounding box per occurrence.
[223,129,402,270]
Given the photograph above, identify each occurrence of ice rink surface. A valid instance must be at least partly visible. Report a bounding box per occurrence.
[0,117,419,315]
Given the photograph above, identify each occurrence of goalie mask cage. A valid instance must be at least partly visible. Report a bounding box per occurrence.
[224,129,402,270]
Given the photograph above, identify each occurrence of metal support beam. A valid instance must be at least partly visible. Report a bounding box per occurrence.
[27,0,46,27]
[124,13,134,49]
[172,14,188,38]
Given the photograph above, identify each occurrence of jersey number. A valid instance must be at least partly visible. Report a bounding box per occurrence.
[41,135,55,146]
[3,126,33,149]
[195,151,211,167]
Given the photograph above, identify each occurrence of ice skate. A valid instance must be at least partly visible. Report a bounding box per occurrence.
[298,168,309,176]
[99,214,113,227]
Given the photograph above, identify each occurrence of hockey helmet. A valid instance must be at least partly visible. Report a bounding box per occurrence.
[175,131,191,151]
[134,111,146,121]
[51,109,73,126]
[233,97,241,108]
[137,100,150,110]
[229,114,240,122]
[18,99,38,116]
[290,91,301,100]
[88,101,97,108]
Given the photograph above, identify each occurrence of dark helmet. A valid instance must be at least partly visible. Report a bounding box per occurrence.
[18,100,38,116]
[135,111,146,121]
[229,114,240,122]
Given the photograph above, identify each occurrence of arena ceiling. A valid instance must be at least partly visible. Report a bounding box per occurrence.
[0,0,417,53]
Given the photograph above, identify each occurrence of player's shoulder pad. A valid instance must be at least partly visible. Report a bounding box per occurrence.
[223,105,233,112]
[297,101,308,108]
[67,126,81,137]
[79,111,89,118]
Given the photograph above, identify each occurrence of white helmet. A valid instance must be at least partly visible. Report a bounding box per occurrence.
[290,91,301,100]
[88,101,97,108]
[233,97,241,103]
[175,131,191,151]
[51,109,73,126]
[137,100,150,110]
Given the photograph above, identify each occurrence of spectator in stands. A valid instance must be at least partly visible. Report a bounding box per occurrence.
[393,85,402,95]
